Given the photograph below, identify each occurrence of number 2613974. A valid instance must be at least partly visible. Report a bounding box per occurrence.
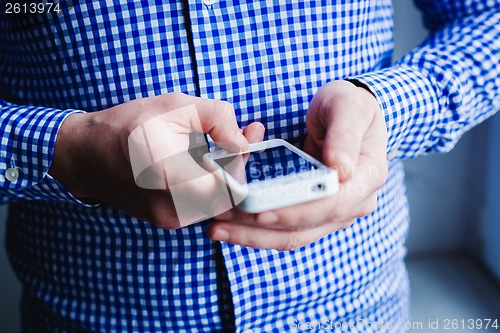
[4,2,61,14]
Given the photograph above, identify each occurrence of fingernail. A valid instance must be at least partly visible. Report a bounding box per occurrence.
[258,211,279,224]
[211,229,230,242]
[259,124,266,137]
[216,210,233,220]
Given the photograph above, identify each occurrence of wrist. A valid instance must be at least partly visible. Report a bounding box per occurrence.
[49,112,94,198]
[343,79,383,120]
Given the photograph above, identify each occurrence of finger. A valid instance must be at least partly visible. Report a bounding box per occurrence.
[302,134,323,161]
[214,206,256,223]
[165,93,249,152]
[215,165,382,230]
[208,219,354,250]
[242,122,265,144]
[318,84,377,181]
[193,99,248,152]
[267,161,383,225]
[216,152,249,187]
[322,113,371,182]
[225,122,265,183]
[211,122,265,202]
[161,154,235,226]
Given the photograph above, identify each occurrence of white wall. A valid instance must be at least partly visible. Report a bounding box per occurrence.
[484,114,500,280]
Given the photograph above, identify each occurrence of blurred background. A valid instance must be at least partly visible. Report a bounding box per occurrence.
[391,2,500,331]
[1,1,499,332]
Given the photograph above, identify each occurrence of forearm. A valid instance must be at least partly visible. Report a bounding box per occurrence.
[352,3,500,159]
[0,99,91,205]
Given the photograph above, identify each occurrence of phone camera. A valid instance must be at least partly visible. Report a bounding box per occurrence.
[313,183,326,192]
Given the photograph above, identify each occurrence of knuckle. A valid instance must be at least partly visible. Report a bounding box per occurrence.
[326,211,341,224]
[269,212,302,231]
[375,175,387,190]
[325,217,354,231]
[357,195,378,218]
[279,233,303,251]
[356,207,370,219]
[168,91,185,102]
[214,100,234,116]
[340,219,356,230]
[244,237,261,249]
[232,231,260,249]
[289,223,303,232]
[325,80,352,91]
[375,161,389,188]
[274,211,293,226]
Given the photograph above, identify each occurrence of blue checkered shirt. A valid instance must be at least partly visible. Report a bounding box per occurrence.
[1,1,499,332]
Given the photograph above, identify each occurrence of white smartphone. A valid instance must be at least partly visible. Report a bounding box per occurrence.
[203,139,339,213]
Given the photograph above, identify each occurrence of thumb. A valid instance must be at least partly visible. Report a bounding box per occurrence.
[322,110,371,182]
[193,99,249,152]
[162,94,249,152]
[242,122,265,144]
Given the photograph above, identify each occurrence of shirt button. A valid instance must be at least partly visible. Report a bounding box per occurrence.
[202,0,216,6]
[5,167,19,182]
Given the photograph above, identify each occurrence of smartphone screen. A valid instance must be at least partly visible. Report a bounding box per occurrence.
[213,145,318,185]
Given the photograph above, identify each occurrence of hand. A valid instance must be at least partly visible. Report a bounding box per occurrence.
[209,80,388,250]
[49,92,264,229]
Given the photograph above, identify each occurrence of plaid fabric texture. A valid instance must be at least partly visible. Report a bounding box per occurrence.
[1,0,499,332]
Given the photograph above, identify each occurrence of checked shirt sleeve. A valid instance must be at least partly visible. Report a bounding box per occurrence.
[0,99,92,205]
[352,0,500,160]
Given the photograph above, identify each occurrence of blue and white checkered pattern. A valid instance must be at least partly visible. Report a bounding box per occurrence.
[242,146,317,183]
[1,0,499,332]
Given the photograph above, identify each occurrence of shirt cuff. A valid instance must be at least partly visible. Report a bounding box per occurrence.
[349,65,440,160]
[0,103,96,206]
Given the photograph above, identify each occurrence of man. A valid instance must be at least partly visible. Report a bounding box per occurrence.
[1,0,499,332]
